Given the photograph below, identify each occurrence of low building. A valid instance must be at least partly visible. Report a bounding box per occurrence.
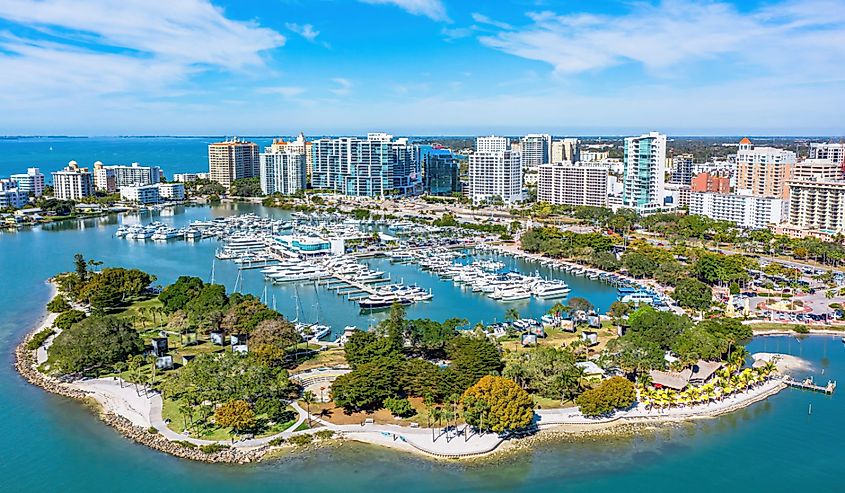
[649,360,723,391]
[689,191,786,229]
[120,184,160,204]
[158,183,186,201]
[0,180,28,208]
[173,172,209,182]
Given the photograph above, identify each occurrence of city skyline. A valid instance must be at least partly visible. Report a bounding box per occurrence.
[1,0,843,136]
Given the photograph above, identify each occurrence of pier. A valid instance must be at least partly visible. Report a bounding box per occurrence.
[784,376,836,394]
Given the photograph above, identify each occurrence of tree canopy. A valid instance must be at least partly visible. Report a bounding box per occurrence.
[49,315,144,373]
[575,376,636,417]
[461,375,534,433]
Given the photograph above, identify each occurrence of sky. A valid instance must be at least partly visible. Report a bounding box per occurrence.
[0,0,844,136]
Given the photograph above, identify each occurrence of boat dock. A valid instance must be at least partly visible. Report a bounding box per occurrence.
[784,376,836,394]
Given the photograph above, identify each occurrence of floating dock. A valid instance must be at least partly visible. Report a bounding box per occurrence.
[785,376,836,394]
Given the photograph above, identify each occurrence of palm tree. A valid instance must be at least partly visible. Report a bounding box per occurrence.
[548,302,569,319]
[729,346,749,369]
[302,391,316,427]
[504,308,520,323]
[430,407,443,442]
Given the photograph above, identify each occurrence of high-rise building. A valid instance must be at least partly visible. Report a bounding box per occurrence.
[551,138,581,164]
[691,172,731,193]
[537,162,608,207]
[622,132,667,213]
[311,133,420,197]
[735,138,796,198]
[520,134,552,168]
[270,133,313,181]
[791,159,843,182]
[689,192,786,229]
[52,161,94,201]
[10,168,45,197]
[809,142,845,164]
[259,147,307,195]
[670,154,694,185]
[468,138,522,204]
[416,145,459,195]
[208,138,260,189]
[786,180,845,233]
[476,136,509,153]
[93,162,116,193]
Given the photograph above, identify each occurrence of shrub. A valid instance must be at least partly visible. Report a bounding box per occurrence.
[288,434,314,446]
[200,443,231,454]
[384,396,416,418]
[314,430,335,440]
[268,437,287,446]
[173,440,197,449]
[147,427,159,435]
[47,295,71,313]
[793,325,810,334]
[54,310,86,331]
[26,328,54,350]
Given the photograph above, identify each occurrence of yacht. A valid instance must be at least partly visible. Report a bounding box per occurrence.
[533,281,571,299]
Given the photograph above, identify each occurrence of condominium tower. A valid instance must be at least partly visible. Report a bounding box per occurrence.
[9,168,45,197]
[621,131,667,213]
[259,147,307,195]
[208,138,260,188]
[416,145,459,195]
[311,133,419,197]
[735,138,796,199]
[520,134,552,168]
[52,161,94,200]
[537,162,608,207]
[468,139,522,204]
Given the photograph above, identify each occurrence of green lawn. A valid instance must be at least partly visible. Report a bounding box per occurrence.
[161,398,298,441]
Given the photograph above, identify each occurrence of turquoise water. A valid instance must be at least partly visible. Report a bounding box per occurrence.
[0,137,275,180]
[1,205,843,492]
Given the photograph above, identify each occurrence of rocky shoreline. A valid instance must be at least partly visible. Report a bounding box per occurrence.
[14,309,266,464]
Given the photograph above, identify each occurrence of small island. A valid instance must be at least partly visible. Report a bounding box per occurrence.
[17,253,791,463]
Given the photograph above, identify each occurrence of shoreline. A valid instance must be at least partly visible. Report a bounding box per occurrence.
[14,282,796,464]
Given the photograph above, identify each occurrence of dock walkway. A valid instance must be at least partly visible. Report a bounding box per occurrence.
[784,376,836,394]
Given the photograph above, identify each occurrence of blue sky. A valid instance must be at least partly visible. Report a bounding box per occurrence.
[0,0,843,135]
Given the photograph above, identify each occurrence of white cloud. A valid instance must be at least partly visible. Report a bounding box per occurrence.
[359,0,449,21]
[330,77,353,95]
[285,22,320,42]
[0,0,285,113]
[476,0,845,79]
[471,13,512,30]
[257,86,306,97]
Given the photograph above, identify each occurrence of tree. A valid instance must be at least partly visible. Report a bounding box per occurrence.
[568,296,594,313]
[74,253,88,280]
[447,336,503,392]
[54,309,86,330]
[159,276,205,313]
[214,400,256,435]
[50,315,144,373]
[608,301,631,322]
[220,298,279,334]
[575,376,636,417]
[302,391,316,426]
[461,375,534,433]
[250,318,300,361]
[504,308,520,323]
[406,318,461,358]
[331,356,403,411]
[47,295,71,313]
[229,177,263,197]
[343,331,401,369]
[384,396,416,417]
[673,278,713,311]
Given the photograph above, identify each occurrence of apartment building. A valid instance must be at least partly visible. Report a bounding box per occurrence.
[735,138,796,199]
[689,191,786,229]
[537,162,608,207]
[52,161,94,201]
[208,138,260,188]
